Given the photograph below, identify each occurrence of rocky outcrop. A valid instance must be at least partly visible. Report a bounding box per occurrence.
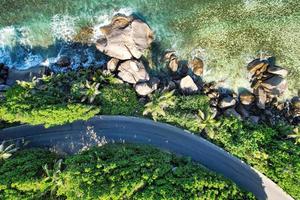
[96,14,154,60]
[247,57,288,109]
[118,60,150,84]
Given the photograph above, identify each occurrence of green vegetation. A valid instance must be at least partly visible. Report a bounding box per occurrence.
[100,84,142,116]
[0,144,255,200]
[144,91,300,199]
[0,149,58,199]
[0,70,140,127]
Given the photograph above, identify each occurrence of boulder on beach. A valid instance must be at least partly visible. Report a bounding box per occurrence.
[118,60,150,84]
[96,14,154,60]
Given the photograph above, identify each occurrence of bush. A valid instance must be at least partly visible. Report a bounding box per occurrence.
[0,85,100,128]
[144,92,300,199]
[100,84,142,116]
[58,144,254,200]
[0,149,57,200]
[157,94,211,132]
[210,118,300,199]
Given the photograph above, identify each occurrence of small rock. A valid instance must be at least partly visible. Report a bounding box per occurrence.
[236,104,250,118]
[135,82,154,96]
[248,115,260,124]
[163,50,176,61]
[118,60,150,84]
[291,97,300,109]
[107,58,119,72]
[207,90,219,99]
[261,76,287,95]
[56,56,71,67]
[218,96,236,109]
[267,65,288,77]
[239,90,255,105]
[256,87,267,109]
[224,108,242,119]
[179,75,198,94]
[189,57,204,76]
[168,58,179,72]
[149,77,160,91]
[162,81,176,92]
[247,59,268,74]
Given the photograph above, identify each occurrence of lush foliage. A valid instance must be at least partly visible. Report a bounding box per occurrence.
[0,145,255,200]
[155,93,213,133]
[0,84,99,128]
[213,118,300,199]
[100,84,141,116]
[144,92,300,199]
[0,149,58,200]
[0,69,141,127]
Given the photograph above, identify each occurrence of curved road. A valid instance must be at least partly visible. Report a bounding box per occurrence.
[0,116,293,200]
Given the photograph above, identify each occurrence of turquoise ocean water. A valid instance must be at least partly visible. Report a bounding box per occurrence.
[0,0,299,96]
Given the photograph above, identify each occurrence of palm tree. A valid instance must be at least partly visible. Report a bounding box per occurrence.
[43,159,63,198]
[0,141,19,160]
[197,109,220,139]
[288,126,300,144]
[143,90,176,121]
[80,80,101,103]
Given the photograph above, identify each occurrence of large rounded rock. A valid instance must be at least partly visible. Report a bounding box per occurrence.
[118,60,150,84]
[96,15,153,60]
[179,75,198,94]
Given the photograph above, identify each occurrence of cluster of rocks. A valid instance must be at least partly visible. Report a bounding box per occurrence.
[96,14,205,97]
[200,57,299,125]
[2,13,299,127]
[247,57,288,109]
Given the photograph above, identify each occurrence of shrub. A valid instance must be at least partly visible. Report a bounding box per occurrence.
[100,84,141,116]
[192,117,300,199]
[0,85,100,128]
[57,144,254,200]
[0,149,57,200]
[156,94,212,132]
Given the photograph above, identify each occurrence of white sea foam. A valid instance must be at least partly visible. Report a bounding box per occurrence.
[50,15,78,42]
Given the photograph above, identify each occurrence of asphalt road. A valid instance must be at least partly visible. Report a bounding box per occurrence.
[0,116,294,200]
